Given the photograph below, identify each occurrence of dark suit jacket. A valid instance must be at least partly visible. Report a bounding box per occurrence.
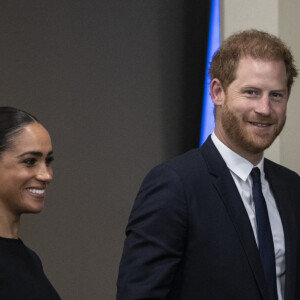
[117,137,300,300]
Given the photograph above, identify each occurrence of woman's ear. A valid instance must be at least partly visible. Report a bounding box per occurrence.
[210,78,225,106]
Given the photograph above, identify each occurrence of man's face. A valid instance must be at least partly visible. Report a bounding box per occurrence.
[217,57,288,157]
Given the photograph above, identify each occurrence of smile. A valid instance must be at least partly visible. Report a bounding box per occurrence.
[249,122,271,127]
[27,188,45,195]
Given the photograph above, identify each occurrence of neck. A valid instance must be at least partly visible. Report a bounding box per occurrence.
[0,211,20,239]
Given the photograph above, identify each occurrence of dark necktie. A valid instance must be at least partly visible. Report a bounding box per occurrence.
[250,167,278,300]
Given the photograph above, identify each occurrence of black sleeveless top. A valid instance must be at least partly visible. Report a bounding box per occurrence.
[0,237,61,299]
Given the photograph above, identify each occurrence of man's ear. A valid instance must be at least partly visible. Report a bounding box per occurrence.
[210,78,225,106]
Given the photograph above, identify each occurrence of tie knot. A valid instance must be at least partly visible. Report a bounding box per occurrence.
[250,167,261,183]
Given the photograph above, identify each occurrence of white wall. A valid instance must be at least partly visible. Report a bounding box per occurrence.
[222,0,300,172]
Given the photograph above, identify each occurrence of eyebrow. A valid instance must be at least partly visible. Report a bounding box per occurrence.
[271,89,288,93]
[242,85,287,89]
[241,87,288,93]
[242,86,260,89]
[17,150,54,158]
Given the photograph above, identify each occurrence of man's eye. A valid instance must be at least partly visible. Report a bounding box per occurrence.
[23,158,37,166]
[270,92,286,102]
[271,92,282,98]
[245,90,257,95]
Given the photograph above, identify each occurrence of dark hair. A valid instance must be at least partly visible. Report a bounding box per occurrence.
[0,107,39,156]
[210,29,298,93]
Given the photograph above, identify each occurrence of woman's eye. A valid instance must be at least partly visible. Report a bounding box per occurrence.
[46,156,54,166]
[23,158,37,166]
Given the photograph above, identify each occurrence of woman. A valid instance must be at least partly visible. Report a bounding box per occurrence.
[0,107,61,299]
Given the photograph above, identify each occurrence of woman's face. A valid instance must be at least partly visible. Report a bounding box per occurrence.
[0,122,53,218]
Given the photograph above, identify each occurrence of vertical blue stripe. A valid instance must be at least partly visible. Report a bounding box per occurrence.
[199,0,220,145]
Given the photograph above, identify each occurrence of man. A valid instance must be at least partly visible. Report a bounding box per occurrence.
[117,30,300,300]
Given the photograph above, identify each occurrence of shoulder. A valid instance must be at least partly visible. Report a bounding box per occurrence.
[264,158,300,209]
[141,136,224,194]
[21,242,44,269]
[135,149,203,201]
[153,148,208,177]
[264,158,300,182]
[135,148,216,211]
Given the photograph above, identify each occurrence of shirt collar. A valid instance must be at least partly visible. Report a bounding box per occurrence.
[211,132,264,182]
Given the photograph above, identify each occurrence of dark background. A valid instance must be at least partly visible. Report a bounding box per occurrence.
[0,1,210,298]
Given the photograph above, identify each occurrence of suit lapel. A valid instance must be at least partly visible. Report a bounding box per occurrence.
[200,137,270,300]
[264,160,298,300]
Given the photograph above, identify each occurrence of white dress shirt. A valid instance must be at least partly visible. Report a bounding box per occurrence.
[211,132,285,300]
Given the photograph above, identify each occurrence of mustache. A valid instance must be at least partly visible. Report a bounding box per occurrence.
[243,115,278,124]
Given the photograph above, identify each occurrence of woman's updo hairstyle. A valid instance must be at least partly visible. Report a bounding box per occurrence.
[0,107,38,156]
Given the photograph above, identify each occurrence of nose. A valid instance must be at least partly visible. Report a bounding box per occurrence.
[36,164,53,183]
[254,94,271,116]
